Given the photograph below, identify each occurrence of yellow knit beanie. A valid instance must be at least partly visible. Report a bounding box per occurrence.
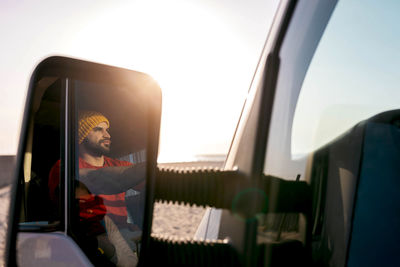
[78,111,110,144]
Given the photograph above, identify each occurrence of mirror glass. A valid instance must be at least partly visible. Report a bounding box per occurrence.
[72,79,147,265]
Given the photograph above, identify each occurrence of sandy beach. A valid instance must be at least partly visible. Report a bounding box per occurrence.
[152,161,222,238]
[0,186,10,266]
[152,201,206,238]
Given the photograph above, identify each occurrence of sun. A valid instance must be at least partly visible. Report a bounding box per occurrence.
[66,0,251,163]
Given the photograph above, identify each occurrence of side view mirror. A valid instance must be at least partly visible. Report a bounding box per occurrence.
[7,56,162,266]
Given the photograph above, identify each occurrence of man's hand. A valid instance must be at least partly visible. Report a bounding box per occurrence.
[76,181,91,197]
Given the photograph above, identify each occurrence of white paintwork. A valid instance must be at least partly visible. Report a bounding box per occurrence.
[194,208,221,240]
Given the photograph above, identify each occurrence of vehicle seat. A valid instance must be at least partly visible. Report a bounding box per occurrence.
[311,109,400,267]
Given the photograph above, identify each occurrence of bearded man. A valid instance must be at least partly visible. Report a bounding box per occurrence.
[48,111,144,266]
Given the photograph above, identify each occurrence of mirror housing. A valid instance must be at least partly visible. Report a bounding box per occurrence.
[7,56,162,266]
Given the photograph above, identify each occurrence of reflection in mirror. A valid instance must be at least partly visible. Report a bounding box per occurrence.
[16,57,161,267]
[20,77,63,226]
[71,80,147,266]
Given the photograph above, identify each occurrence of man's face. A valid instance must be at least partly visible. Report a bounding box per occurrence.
[82,121,111,156]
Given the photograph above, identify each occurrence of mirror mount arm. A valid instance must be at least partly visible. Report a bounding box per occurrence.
[155,167,311,215]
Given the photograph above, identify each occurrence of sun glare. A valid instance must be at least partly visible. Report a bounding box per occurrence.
[65,1,254,163]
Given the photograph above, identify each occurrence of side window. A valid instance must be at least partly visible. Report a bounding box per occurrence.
[264,0,400,179]
[292,0,400,156]
[19,78,63,227]
[292,2,400,266]
[264,0,400,266]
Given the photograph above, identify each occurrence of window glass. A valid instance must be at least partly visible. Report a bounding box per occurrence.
[292,0,400,156]
[263,0,400,265]
[264,0,400,180]
[70,80,147,266]
[20,77,63,226]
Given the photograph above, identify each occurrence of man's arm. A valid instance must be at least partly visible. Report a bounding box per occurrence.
[79,162,146,194]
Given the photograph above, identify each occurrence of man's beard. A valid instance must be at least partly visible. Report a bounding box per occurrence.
[82,138,111,157]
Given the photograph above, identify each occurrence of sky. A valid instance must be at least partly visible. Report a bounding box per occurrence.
[0,0,279,162]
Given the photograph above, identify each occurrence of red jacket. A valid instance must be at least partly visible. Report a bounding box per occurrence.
[48,156,132,235]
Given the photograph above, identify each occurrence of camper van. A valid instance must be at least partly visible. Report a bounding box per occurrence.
[1,0,400,266]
